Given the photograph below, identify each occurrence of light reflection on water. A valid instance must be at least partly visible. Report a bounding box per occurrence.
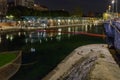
[0,36,1,43]
[0,24,104,51]
[24,25,104,43]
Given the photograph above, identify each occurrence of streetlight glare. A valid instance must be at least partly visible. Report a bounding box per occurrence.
[108,5,111,11]
[111,0,115,4]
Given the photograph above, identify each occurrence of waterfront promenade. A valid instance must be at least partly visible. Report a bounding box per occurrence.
[0,22,105,38]
[43,44,120,80]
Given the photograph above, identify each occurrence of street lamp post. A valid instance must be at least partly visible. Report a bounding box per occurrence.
[111,0,118,17]
[111,0,115,13]
[108,5,111,13]
[115,0,118,17]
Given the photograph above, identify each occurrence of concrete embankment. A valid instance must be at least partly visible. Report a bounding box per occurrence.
[43,44,120,80]
[0,51,22,80]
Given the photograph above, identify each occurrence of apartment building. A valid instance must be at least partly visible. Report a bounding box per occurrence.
[0,0,7,15]
[14,0,34,8]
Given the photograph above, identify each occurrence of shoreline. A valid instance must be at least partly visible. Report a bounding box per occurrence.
[43,44,120,80]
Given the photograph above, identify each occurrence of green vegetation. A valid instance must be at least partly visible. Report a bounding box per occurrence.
[0,52,17,67]
[10,34,105,80]
[7,6,70,19]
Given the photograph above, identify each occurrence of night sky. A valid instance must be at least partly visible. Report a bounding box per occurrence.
[8,0,120,13]
[36,0,120,13]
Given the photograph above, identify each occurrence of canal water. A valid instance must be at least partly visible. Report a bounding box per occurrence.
[0,24,105,80]
[0,24,104,52]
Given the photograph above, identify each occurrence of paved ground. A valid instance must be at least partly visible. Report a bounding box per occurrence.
[42,44,120,80]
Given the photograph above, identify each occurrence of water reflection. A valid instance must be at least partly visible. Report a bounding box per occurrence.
[10,35,14,41]
[18,32,21,36]
[68,27,71,38]
[25,39,28,43]
[0,36,1,43]
[31,39,34,43]
[56,35,61,41]
[0,25,104,51]
[85,25,88,32]
[45,38,48,42]
[24,32,26,36]
[6,34,9,39]
[40,39,42,43]
[0,32,26,52]
[23,25,104,43]
[58,28,62,36]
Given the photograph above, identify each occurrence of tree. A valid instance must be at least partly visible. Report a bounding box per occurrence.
[7,6,70,18]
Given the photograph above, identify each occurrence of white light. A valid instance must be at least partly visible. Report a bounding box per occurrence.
[0,37,1,43]
[43,32,46,37]
[25,39,28,43]
[58,19,61,22]
[68,19,70,22]
[29,34,32,38]
[58,32,61,35]
[37,32,40,36]
[45,38,48,41]
[68,27,71,32]
[28,21,31,23]
[90,24,92,27]
[18,32,21,36]
[6,34,9,39]
[10,35,13,41]
[51,37,53,40]
[112,0,115,4]
[40,39,42,43]
[56,36,61,41]
[24,32,26,35]
[58,28,62,32]
[85,25,88,32]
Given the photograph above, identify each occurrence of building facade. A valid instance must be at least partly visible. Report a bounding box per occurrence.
[14,0,34,8]
[33,4,48,11]
[0,0,7,15]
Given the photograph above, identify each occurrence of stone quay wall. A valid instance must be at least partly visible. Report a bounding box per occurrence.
[43,44,120,80]
[0,51,22,80]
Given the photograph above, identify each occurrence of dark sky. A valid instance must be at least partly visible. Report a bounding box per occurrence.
[36,0,110,13]
[8,0,120,13]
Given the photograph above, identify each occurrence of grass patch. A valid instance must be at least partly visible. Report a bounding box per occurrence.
[0,52,17,67]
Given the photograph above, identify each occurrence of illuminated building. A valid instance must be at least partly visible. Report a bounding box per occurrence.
[0,0,7,15]
[14,0,34,8]
[33,4,48,11]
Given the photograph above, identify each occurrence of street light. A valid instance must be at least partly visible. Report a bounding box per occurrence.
[111,0,115,13]
[111,0,118,18]
[108,5,111,12]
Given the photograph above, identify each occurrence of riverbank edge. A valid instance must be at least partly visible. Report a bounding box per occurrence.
[0,51,22,80]
[42,44,120,80]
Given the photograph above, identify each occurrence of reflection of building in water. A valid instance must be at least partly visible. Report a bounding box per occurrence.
[0,0,7,16]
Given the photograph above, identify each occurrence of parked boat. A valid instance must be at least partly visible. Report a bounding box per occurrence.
[104,18,120,53]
